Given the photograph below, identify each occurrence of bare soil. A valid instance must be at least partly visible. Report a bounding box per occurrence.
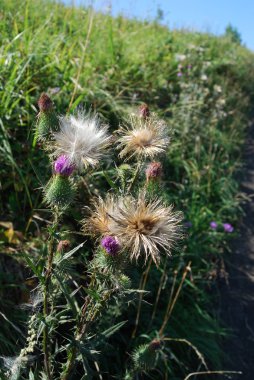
[219,126,254,379]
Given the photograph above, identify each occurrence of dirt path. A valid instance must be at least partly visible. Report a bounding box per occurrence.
[219,126,254,379]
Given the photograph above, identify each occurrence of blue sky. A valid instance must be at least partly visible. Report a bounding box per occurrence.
[65,0,254,51]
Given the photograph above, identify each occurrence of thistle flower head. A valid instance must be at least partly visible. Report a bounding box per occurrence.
[83,194,123,236]
[84,194,182,265]
[210,221,218,230]
[145,162,163,181]
[53,111,111,170]
[54,155,75,176]
[113,195,182,264]
[223,223,234,233]
[116,114,169,161]
[101,235,120,256]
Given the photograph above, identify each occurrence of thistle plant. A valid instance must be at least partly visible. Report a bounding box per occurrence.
[2,97,182,380]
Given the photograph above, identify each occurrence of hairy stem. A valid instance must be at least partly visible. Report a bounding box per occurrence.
[61,278,114,380]
[128,162,142,192]
[43,210,59,380]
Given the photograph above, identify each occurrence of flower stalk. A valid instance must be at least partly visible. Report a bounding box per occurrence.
[43,209,60,380]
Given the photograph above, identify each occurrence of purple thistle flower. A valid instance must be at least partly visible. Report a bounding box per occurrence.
[54,155,75,176]
[101,236,120,256]
[177,72,183,77]
[223,223,234,233]
[210,221,218,230]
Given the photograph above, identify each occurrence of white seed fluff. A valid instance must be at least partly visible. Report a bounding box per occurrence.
[53,112,111,170]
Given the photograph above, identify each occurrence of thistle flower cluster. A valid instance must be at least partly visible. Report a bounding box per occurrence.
[31,95,182,379]
[78,103,182,265]
[35,94,182,265]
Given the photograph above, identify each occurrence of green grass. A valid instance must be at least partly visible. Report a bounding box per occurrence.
[1,0,254,378]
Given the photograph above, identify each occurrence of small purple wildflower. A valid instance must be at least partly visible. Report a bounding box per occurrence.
[101,236,120,256]
[210,221,218,230]
[177,72,183,77]
[223,223,234,233]
[54,155,75,176]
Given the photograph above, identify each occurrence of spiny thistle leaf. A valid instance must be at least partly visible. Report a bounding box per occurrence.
[101,320,127,338]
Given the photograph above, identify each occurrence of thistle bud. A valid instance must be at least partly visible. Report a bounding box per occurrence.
[145,162,162,182]
[36,93,59,140]
[148,339,161,351]
[54,155,75,176]
[45,175,75,208]
[57,240,71,253]
[139,103,150,119]
[38,93,54,112]
[132,342,159,370]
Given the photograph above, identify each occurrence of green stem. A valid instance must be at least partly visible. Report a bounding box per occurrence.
[43,209,59,380]
[128,162,142,192]
[61,347,77,380]
[61,288,113,380]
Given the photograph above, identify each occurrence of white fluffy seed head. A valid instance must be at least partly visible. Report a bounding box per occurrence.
[53,111,111,170]
[113,194,183,265]
[115,113,170,161]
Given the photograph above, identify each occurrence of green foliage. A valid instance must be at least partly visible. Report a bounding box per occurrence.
[225,24,242,45]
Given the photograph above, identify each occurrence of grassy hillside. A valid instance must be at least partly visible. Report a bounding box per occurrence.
[1,1,254,379]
